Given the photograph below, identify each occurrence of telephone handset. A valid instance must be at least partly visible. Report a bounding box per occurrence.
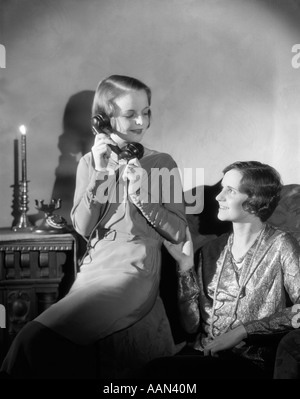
[91,113,144,161]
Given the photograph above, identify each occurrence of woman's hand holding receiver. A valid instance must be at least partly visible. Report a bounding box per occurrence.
[92,133,116,171]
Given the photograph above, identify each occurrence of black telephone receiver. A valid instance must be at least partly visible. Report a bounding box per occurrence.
[91,113,144,161]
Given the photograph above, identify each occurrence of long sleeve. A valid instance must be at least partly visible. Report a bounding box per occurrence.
[70,154,117,237]
[244,234,300,336]
[129,154,187,244]
[177,234,229,335]
[177,266,201,334]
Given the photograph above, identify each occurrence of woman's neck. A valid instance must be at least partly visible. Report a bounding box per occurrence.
[231,220,265,260]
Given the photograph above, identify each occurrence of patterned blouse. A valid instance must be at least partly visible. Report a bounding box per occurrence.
[178,224,300,367]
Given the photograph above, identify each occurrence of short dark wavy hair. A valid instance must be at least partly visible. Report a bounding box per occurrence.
[223,161,283,222]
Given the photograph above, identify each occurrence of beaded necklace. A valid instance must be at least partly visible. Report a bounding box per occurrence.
[230,230,264,279]
[209,225,266,339]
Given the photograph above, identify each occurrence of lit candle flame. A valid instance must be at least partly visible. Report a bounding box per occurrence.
[19,125,27,135]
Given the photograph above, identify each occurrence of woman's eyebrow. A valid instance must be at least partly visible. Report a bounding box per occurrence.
[221,184,238,191]
[228,185,239,191]
[123,105,150,112]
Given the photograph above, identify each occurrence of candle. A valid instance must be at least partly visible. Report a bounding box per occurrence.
[19,125,27,182]
[14,138,19,185]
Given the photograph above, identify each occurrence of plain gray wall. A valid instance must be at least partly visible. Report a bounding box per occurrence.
[1,0,300,227]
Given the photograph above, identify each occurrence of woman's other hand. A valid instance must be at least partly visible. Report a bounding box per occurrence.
[203,325,247,357]
[163,226,194,272]
[125,158,146,195]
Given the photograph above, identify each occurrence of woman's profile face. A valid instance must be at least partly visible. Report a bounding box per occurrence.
[216,169,251,223]
[110,89,150,146]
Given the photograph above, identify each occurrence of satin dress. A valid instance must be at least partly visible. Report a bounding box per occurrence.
[36,147,187,345]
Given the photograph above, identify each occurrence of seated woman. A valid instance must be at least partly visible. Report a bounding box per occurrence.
[143,161,300,379]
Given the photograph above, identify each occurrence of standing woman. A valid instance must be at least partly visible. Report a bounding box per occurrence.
[1,75,187,378]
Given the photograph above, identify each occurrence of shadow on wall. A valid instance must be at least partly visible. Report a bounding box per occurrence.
[51,90,95,226]
[197,181,232,236]
[184,181,232,246]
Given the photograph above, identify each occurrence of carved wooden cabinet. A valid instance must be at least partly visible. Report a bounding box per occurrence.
[0,228,78,361]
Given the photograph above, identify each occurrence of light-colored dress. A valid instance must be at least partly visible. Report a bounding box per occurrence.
[36,147,187,345]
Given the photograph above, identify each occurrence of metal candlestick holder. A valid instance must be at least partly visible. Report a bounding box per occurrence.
[11,182,20,229]
[12,180,34,232]
[34,198,68,234]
